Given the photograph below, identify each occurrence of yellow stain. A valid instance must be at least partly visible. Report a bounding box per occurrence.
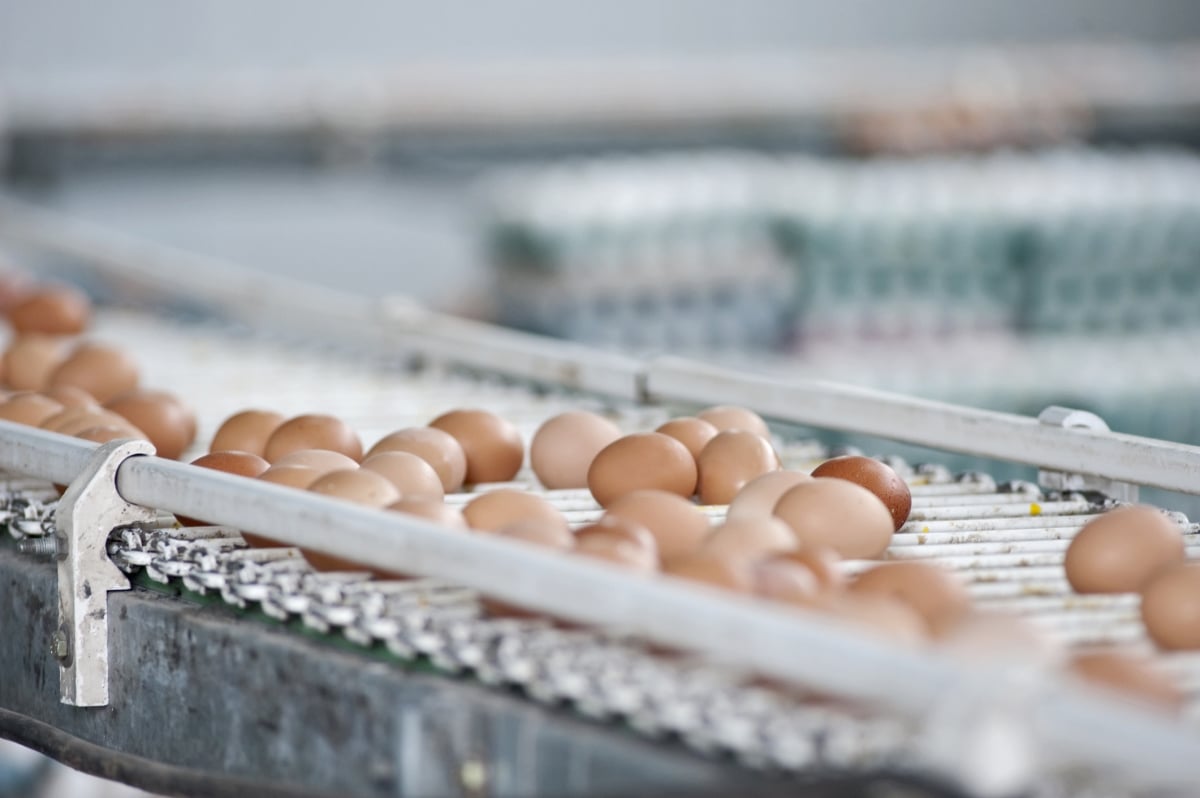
[1030,502,1042,516]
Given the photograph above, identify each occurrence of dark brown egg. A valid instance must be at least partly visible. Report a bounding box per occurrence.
[1140,562,1200,650]
[106,389,197,460]
[308,468,400,508]
[48,342,139,404]
[366,427,467,493]
[462,489,567,533]
[258,464,320,489]
[850,561,971,637]
[263,414,362,463]
[727,470,814,521]
[7,285,91,335]
[655,417,719,461]
[2,335,71,391]
[1065,506,1185,594]
[210,409,286,457]
[696,405,771,439]
[0,392,63,426]
[702,517,796,561]
[667,553,753,593]
[773,478,895,559]
[388,498,468,530]
[361,451,444,501]
[530,411,622,489]
[696,430,780,505]
[587,433,697,507]
[810,456,912,531]
[1070,650,1184,713]
[271,448,359,477]
[429,409,524,484]
[603,489,710,564]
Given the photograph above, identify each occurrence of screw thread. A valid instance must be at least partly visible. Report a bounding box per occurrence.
[17,537,59,558]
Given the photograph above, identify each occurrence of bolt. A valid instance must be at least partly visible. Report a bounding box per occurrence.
[17,536,60,559]
[51,631,69,662]
[459,759,487,794]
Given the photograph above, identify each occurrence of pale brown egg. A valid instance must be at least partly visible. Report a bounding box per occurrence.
[366,427,467,492]
[773,478,895,559]
[811,456,912,531]
[1069,650,1184,713]
[7,285,90,335]
[727,470,814,521]
[428,409,524,484]
[361,451,444,501]
[574,516,659,562]
[938,613,1063,668]
[702,517,796,561]
[210,409,285,457]
[2,335,70,391]
[696,430,780,505]
[74,425,139,445]
[388,498,468,530]
[587,433,698,507]
[667,552,753,593]
[573,529,659,573]
[771,547,845,593]
[603,489,710,564]
[491,518,574,550]
[308,468,400,508]
[47,342,139,404]
[258,464,320,489]
[184,450,271,527]
[655,417,719,462]
[529,411,622,489]
[752,557,821,606]
[264,414,363,463]
[43,385,98,409]
[1065,506,1185,594]
[696,405,771,439]
[0,393,63,426]
[850,561,971,637]
[462,489,567,533]
[105,389,197,460]
[272,448,359,477]
[1140,562,1200,650]
[41,406,143,438]
[820,594,927,645]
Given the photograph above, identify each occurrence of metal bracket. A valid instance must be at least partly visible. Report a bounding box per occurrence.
[55,438,157,707]
[1037,406,1138,503]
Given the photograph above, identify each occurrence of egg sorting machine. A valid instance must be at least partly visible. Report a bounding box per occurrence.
[0,199,1199,797]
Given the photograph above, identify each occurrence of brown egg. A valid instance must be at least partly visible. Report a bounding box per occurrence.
[667,553,753,593]
[849,561,971,637]
[1065,506,1185,594]
[361,451,444,501]
[388,498,468,530]
[573,530,659,573]
[44,385,98,409]
[0,393,63,426]
[74,425,139,445]
[366,427,467,492]
[696,430,780,505]
[210,409,286,457]
[575,516,659,557]
[41,406,143,438]
[727,470,814,521]
[1140,562,1200,650]
[428,409,524,485]
[272,448,359,477]
[696,405,771,439]
[2,335,71,391]
[462,489,567,533]
[529,411,622,489]
[811,456,912,531]
[308,468,400,508]
[587,433,698,507]
[264,414,362,463]
[820,594,927,645]
[773,478,895,559]
[105,389,197,460]
[491,518,574,550]
[184,450,271,527]
[655,417,719,461]
[1069,650,1184,713]
[703,517,796,560]
[258,464,320,489]
[772,546,846,593]
[47,342,139,403]
[603,489,710,564]
[938,613,1063,668]
[752,557,821,606]
[7,285,90,335]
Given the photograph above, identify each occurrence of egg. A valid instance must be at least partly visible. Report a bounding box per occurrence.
[810,456,912,531]
[462,489,567,533]
[573,529,659,573]
[2,335,70,391]
[1064,505,1184,594]
[361,451,444,501]
[42,406,144,438]
[74,425,139,445]
[820,594,926,645]
[726,470,814,521]
[702,517,796,560]
[366,427,467,493]
[696,405,771,439]
[0,393,63,426]
[388,498,468,530]
[849,561,971,637]
[491,518,574,550]
[587,433,697,507]
[752,557,821,606]
[258,464,321,489]
[575,516,659,558]
[308,468,400,508]
[1140,562,1200,650]
[105,389,197,460]
[210,409,286,457]
[666,553,753,593]
[771,547,846,593]
[655,417,719,461]
[48,342,139,404]
[938,613,1063,667]
[184,450,270,527]
[696,430,780,505]
[44,385,98,409]
[603,489,710,563]
[272,448,359,477]
[7,285,90,335]
[773,478,895,559]
[428,409,524,484]
[264,414,363,463]
[1069,650,1184,713]
[529,411,622,489]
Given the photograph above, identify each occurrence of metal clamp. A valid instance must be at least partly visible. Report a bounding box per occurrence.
[1036,406,1138,504]
[55,439,157,707]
